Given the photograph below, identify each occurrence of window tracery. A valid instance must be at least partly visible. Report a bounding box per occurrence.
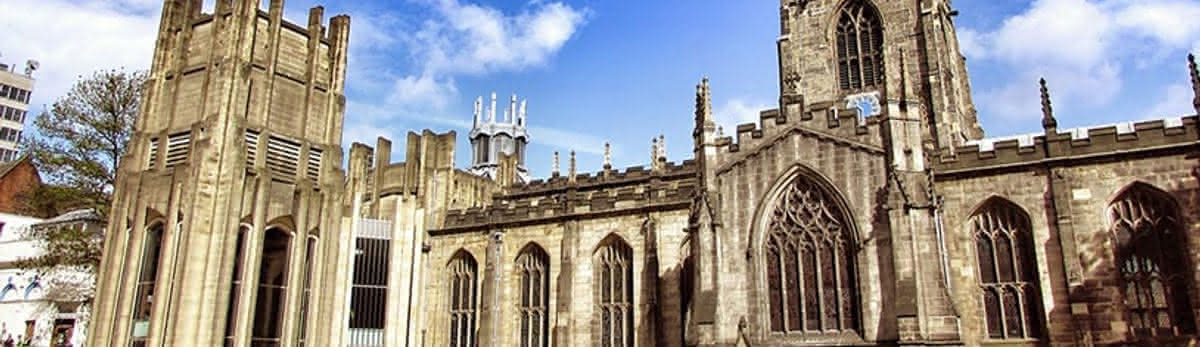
[516,245,550,347]
[595,236,633,347]
[448,251,478,347]
[1110,184,1195,338]
[763,174,859,335]
[971,199,1044,340]
[835,1,884,91]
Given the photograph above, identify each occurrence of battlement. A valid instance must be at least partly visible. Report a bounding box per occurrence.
[437,159,697,232]
[936,115,1199,176]
[711,101,884,167]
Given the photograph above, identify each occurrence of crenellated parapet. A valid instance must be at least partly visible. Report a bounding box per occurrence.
[438,160,698,232]
[709,101,886,172]
[935,116,1198,178]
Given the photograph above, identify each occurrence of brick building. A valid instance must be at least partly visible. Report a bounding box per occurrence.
[86,0,1200,347]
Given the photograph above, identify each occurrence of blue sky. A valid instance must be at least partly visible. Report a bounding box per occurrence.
[4,0,1200,177]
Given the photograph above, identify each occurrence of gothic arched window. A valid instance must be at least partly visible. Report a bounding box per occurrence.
[516,244,550,347]
[448,251,478,347]
[1110,184,1195,338]
[972,198,1044,340]
[764,173,859,334]
[595,235,633,347]
[835,0,884,91]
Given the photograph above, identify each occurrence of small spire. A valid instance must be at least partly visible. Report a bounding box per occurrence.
[651,138,659,166]
[489,92,497,122]
[510,93,518,124]
[1039,78,1057,131]
[568,150,577,181]
[657,135,667,161]
[552,151,560,176]
[1189,54,1200,113]
[695,77,713,128]
[603,142,612,169]
[519,99,527,126]
[473,96,482,126]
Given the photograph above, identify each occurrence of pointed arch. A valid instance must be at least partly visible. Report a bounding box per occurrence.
[833,0,885,91]
[594,233,634,347]
[448,249,478,347]
[515,243,550,347]
[969,196,1045,339]
[1108,182,1195,338]
[755,164,861,335]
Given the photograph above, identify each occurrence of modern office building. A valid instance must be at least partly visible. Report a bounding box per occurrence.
[0,59,35,162]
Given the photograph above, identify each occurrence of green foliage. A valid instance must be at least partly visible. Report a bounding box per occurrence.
[16,69,146,277]
[24,68,146,213]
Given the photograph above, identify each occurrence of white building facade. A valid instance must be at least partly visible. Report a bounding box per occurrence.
[0,210,98,347]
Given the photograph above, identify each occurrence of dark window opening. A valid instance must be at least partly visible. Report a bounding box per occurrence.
[1111,185,1195,339]
[223,229,248,347]
[251,228,291,347]
[517,245,550,347]
[972,199,1045,340]
[595,237,633,347]
[764,175,860,335]
[835,1,884,91]
[130,223,165,346]
[297,236,318,347]
[448,251,477,347]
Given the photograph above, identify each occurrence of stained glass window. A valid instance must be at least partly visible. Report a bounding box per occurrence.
[764,174,859,334]
[596,236,633,347]
[972,198,1044,339]
[517,245,550,347]
[1110,184,1195,338]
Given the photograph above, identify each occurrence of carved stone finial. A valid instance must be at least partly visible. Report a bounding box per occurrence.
[568,150,577,181]
[651,138,659,166]
[603,142,612,169]
[695,77,714,131]
[489,92,497,122]
[657,135,667,161]
[1039,78,1057,131]
[1189,54,1200,113]
[473,96,482,126]
[551,151,560,176]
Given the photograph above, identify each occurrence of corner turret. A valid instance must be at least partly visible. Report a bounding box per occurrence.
[469,91,530,182]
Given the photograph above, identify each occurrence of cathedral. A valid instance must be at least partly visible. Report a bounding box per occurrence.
[85,0,1200,346]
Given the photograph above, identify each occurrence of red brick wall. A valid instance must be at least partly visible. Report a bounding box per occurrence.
[0,159,41,214]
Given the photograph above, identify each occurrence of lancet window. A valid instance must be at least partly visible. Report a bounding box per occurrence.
[448,251,478,347]
[972,199,1044,339]
[595,236,633,347]
[517,245,550,347]
[835,1,884,91]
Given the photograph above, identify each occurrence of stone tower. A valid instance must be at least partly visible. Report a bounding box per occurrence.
[468,92,529,183]
[86,1,352,346]
[777,0,982,150]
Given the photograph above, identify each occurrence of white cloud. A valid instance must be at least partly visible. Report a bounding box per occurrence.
[966,0,1200,121]
[713,98,773,135]
[345,0,592,152]
[0,0,159,114]
[1144,81,1195,119]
